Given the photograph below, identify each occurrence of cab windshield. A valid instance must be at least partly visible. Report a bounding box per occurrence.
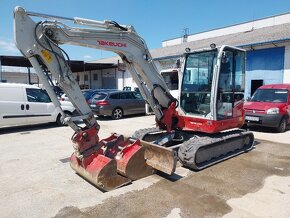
[180,50,217,116]
[251,89,289,103]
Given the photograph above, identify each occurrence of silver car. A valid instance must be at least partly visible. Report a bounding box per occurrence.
[89,91,145,119]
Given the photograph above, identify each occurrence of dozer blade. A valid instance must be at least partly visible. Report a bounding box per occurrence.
[70,153,131,192]
[140,140,177,175]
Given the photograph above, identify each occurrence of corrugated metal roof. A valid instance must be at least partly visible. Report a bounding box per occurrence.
[151,23,290,59]
[90,23,290,63]
[0,56,116,72]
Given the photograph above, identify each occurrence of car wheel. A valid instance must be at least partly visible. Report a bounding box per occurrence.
[276,118,287,133]
[56,111,71,126]
[112,108,123,120]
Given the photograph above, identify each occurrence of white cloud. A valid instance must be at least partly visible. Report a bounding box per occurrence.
[0,39,20,55]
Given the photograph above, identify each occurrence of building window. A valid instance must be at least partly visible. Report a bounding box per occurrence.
[93,74,98,81]
[84,75,88,81]
[76,75,80,82]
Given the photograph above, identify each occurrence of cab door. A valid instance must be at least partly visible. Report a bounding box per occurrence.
[216,48,245,121]
[24,88,57,124]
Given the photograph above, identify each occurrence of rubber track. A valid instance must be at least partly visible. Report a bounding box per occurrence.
[133,128,255,171]
[132,127,162,141]
[178,129,255,170]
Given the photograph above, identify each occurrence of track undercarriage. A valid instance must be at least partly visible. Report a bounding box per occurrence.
[133,127,255,171]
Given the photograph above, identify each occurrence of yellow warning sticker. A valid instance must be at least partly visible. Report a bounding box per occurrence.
[41,50,53,63]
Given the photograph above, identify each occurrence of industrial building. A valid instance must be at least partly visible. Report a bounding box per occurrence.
[92,11,290,98]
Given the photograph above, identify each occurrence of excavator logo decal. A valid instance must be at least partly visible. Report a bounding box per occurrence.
[97,40,127,47]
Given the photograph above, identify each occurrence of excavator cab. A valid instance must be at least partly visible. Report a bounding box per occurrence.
[179,46,246,133]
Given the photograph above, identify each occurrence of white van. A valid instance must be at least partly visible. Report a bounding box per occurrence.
[0,83,75,128]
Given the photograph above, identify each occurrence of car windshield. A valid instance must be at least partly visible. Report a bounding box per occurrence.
[251,89,289,103]
[93,93,107,101]
[83,90,95,99]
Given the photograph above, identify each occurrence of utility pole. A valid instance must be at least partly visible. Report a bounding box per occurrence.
[0,57,2,82]
[182,28,189,43]
[27,67,31,84]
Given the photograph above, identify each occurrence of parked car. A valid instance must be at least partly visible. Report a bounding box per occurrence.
[244,84,290,132]
[60,89,91,102]
[0,83,76,128]
[61,89,118,103]
[89,90,145,119]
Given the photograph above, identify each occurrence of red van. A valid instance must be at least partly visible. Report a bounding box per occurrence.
[244,84,290,132]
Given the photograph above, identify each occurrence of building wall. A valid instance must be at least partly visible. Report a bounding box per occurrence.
[245,46,285,98]
[2,72,38,84]
[116,70,136,90]
[74,72,88,89]
[102,68,116,89]
[284,44,290,83]
[90,70,102,89]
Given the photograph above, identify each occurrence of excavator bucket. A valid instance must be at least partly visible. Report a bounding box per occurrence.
[140,140,177,175]
[101,134,155,180]
[116,138,155,180]
[70,152,131,192]
[70,133,157,191]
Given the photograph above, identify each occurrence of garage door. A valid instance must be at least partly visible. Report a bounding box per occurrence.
[102,69,116,89]
[245,46,285,98]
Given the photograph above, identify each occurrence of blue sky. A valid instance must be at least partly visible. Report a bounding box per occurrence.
[1,0,290,62]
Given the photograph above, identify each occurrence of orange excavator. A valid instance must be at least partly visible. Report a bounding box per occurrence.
[14,7,254,191]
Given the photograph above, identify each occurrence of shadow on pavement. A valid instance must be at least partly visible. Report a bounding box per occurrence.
[246,125,289,134]
[95,114,147,121]
[0,123,65,135]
